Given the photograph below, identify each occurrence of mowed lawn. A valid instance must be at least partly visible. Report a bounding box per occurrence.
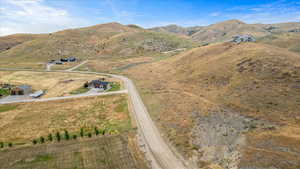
[0,71,119,98]
[0,95,132,144]
[0,135,148,169]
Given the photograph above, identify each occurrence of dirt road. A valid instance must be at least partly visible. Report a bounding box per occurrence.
[0,69,188,169]
[66,60,88,71]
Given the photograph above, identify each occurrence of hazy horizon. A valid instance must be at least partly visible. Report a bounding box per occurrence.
[1,0,300,36]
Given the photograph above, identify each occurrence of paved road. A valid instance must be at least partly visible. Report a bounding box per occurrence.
[66,60,88,71]
[0,69,188,169]
[0,90,127,104]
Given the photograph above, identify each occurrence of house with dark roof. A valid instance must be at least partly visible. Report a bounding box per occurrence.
[60,57,76,62]
[11,85,31,95]
[87,80,110,90]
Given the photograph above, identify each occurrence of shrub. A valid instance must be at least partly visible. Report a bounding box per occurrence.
[40,137,45,144]
[56,132,61,142]
[80,128,84,138]
[0,142,4,148]
[8,143,12,147]
[64,130,70,140]
[32,140,38,145]
[94,127,99,135]
[87,133,92,138]
[73,135,77,140]
[48,133,53,142]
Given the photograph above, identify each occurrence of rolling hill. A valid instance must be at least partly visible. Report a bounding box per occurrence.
[151,19,300,44]
[125,41,300,169]
[0,22,196,69]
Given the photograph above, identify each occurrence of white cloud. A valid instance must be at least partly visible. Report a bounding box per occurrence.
[222,0,300,24]
[0,0,89,36]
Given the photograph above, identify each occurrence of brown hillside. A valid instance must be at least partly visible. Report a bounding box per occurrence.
[125,42,300,168]
[190,20,270,43]
[0,34,44,52]
[0,22,196,69]
[150,20,300,44]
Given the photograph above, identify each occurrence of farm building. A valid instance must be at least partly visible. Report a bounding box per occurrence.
[11,85,31,95]
[86,80,110,90]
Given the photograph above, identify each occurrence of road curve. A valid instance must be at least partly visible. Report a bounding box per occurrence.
[0,68,188,169]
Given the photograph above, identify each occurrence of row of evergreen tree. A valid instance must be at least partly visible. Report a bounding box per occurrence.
[32,127,106,145]
[0,142,13,149]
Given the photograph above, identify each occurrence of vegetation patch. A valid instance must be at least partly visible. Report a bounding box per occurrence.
[0,105,17,113]
[0,136,148,169]
[108,82,121,92]
[69,86,89,95]
[0,88,9,97]
[0,95,131,144]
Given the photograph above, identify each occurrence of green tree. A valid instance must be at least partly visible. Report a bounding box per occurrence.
[32,139,38,145]
[8,142,12,147]
[56,132,61,142]
[40,137,45,144]
[72,135,77,140]
[0,142,4,148]
[64,130,70,140]
[94,127,99,136]
[80,128,84,138]
[48,133,53,142]
[88,133,92,138]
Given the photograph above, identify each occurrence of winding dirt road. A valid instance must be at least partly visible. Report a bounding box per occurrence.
[0,68,188,169]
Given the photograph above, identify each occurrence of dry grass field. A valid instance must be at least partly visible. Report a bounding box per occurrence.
[0,135,148,169]
[0,71,119,98]
[0,95,131,144]
[125,42,300,168]
[0,23,196,70]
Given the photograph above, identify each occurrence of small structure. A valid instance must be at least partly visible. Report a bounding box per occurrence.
[60,58,69,62]
[54,60,63,65]
[232,35,256,44]
[11,85,31,95]
[29,90,44,98]
[68,57,76,62]
[60,57,76,62]
[86,80,110,90]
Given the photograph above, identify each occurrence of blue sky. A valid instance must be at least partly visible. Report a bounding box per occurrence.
[1,0,300,36]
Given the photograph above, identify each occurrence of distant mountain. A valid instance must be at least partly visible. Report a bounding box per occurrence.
[150,19,300,43]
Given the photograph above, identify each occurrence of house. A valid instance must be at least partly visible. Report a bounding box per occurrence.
[60,57,76,62]
[29,90,44,98]
[11,85,31,95]
[232,35,256,44]
[68,57,76,62]
[60,58,69,62]
[87,80,110,90]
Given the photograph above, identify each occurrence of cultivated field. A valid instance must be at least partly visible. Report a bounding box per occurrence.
[0,135,148,169]
[0,71,120,98]
[0,95,131,144]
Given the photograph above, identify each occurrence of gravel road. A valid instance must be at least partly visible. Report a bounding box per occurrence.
[0,68,188,169]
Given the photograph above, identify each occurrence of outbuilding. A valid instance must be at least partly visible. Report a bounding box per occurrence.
[11,85,31,95]
[29,90,44,98]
